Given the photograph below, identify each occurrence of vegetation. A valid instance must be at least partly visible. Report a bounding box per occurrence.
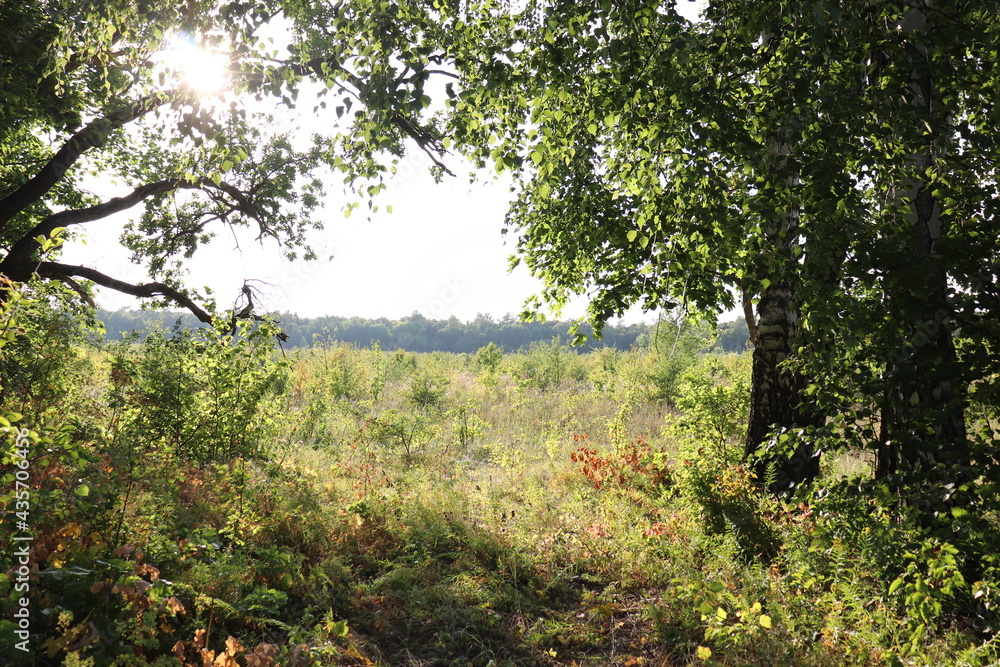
[96,310,686,354]
[443,0,1000,492]
[3,293,1000,666]
[3,2,1000,666]
[0,0,467,326]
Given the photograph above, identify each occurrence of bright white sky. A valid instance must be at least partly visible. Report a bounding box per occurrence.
[64,144,636,324]
[61,2,708,326]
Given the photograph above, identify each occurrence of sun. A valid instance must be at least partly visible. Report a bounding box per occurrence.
[155,35,230,95]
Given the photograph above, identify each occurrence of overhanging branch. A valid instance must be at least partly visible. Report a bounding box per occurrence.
[0,177,260,281]
[34,261,214,323]
[33,262,289,342]
[0,93,175,231]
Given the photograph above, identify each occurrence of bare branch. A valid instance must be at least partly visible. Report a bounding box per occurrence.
[47,272,97,308]
[35,261,214,323]
[33,262,288,342]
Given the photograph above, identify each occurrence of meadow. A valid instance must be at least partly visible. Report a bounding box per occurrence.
[2,308,998,666]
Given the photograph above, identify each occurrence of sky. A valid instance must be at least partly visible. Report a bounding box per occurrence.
[59,3,710,326]
[61,145,632,324]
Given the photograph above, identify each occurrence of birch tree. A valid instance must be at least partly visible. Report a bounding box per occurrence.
[439,0,1000,491]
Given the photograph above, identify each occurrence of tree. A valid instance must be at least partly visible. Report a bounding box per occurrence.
[0,0,453,325]
[6,0,998,494]
[436,0,834,489]
[435,0,1000,492]
[783,0,1000,485]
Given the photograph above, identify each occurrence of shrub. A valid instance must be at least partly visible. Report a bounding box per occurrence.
[107,319,287,464]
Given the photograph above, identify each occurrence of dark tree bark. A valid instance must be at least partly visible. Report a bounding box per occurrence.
[876,8,968,479]
[0,180,187,281]
[744,280,824,493]
[876,186,968,479]
[0,95,167,232]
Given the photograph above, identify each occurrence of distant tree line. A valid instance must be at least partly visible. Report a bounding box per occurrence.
[98,309,750,354]
[714,319,752,354]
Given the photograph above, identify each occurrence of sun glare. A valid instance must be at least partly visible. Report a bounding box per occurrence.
[155,36,230,95]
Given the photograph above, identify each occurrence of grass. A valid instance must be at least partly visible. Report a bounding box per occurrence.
[3,336,1000,666]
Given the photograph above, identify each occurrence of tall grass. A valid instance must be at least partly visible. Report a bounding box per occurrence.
[2,326,998,666]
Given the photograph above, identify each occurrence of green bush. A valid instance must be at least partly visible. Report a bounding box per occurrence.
[512,338,587,391]
[107,318,287,464]
[0,281,102,414]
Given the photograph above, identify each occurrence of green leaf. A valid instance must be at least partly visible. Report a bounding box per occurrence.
[626,230,638,242]
[705,581,726,593]
[329,619,349,637]
[75,484,90,497]
[759,614,772,629]
[888,577,905,595]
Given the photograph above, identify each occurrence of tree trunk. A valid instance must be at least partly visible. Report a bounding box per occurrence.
[876,5,968,479]
[876,191,967,478]
[743,280,823,493]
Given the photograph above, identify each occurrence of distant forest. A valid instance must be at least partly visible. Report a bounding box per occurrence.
[97,309,751,354]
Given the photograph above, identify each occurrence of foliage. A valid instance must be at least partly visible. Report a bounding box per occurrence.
[510,337,588,391]
[641,312,717,404]
[0,282,101,411]
[5,0,1000,664]
[405,367,449,409]
[98,308,653,353]
[668,355,753,466]
[3,312,1000,664]
[106,319,288,464]
[570,435,671,495]
[0,0,472,328]
[437,0,1000,495]
[475,341,504,374]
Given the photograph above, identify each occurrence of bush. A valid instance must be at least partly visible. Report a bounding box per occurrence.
[107,318,287,464]
[641,314,715,404]
[0,281,102,413]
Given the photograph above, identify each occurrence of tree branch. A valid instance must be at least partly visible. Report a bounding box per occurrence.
[284,57,455,176]
[47,272,97,308]
[743,288,758,348]
[0,179,192,280]
[34,262,289,342]
[34,261,214,323]
[0,176,262,281]
[0,93,173,231]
